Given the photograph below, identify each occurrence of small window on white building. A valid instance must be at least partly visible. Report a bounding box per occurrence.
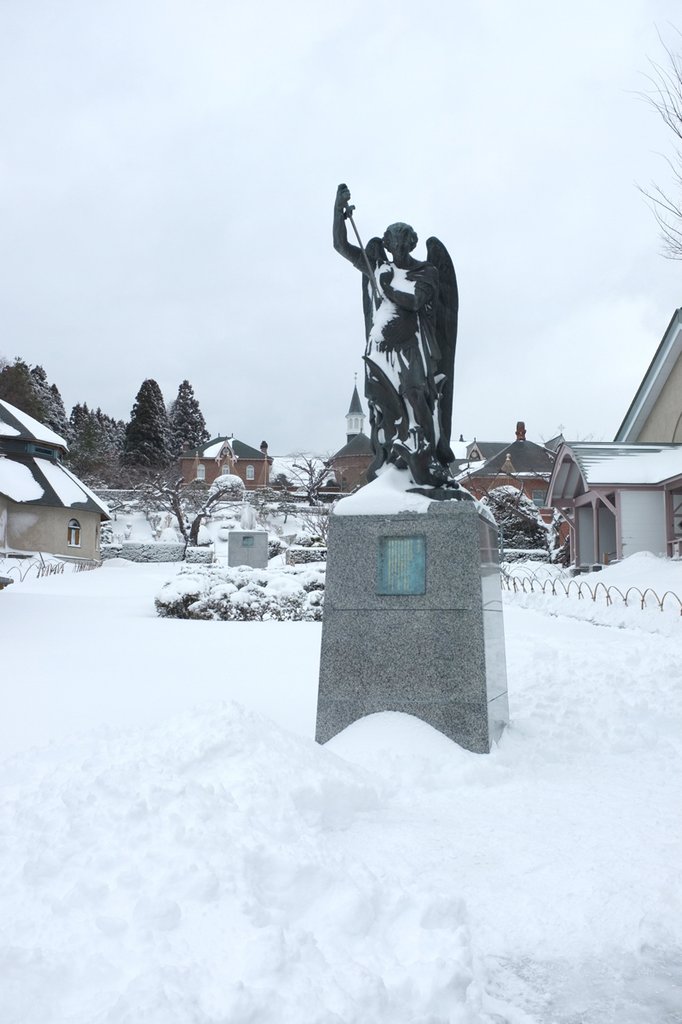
[196,463,206,481]
[68,518,81,547]
[246,464,255,481]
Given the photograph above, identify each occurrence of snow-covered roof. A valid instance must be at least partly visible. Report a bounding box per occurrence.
[549,442,682,502]
[191,437,269,461]
[0,399,68,451]
[573,443,682,485]
[0,454,110,517]
[202,439,231,460]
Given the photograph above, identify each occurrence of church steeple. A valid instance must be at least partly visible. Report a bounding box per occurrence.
[346,377,365,442]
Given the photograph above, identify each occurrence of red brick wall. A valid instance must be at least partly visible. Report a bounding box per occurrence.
[331,454,372,491]
[179,455,272,489]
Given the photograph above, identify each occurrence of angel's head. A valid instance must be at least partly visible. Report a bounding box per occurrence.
[382,222,418,258]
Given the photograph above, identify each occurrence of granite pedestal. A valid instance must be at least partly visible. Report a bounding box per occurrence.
[316,501,509,752]
[227,529,269,569]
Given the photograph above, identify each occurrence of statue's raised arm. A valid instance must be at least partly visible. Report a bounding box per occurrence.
[332,184,470,498]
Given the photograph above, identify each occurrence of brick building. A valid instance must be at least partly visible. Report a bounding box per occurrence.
[328,384,373,492]
[455,421,558,511]
[179,437,273,489]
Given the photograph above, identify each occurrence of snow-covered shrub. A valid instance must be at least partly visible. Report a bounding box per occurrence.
[106,542,186,562]
[286,546,327,565]
[501,547,549,563]
[208,473,243,500]
[268,537,285,559]
[155,563,325,621]
[185,546,214,564]
[485,486,550,556]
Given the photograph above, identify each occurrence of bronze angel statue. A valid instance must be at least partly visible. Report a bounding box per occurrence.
[333,183,467,496]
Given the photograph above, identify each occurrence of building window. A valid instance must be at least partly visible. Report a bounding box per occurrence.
[531,489,546,508]
[246,464,255,481]
[196,463,206,481]
[67,518,81,547]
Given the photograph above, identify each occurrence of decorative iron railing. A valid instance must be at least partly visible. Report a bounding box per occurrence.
[0,557,101,583]
[500,567,682,615]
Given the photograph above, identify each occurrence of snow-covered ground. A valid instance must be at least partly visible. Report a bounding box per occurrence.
[1,556,681,1023]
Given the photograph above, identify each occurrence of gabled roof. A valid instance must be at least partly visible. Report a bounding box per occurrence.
[615,308,682,442]
[0,399,68,451]
[183,436,269,461]
[465,439,555,478]
[468,441,506,459]
[548,442,682,503]
[331,432,373,459]
[0,454,110,518]
[346,385,364,417]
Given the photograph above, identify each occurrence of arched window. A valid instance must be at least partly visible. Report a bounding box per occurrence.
[246,464,255,481]
[196,463,206,481]
[67,519,81,547]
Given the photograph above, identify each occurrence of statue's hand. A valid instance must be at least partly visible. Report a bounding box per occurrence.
[335,183,351,211]
[379,267,394,291]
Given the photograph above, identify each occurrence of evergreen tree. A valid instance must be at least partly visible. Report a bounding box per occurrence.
[30,365,69,438]
[68,403,128,482]
[0,358,45,420]
[123,378,170,469]
[168,380,210,456]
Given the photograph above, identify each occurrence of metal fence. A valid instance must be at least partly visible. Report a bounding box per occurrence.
[0,557,101,584]
[500,567,682,615]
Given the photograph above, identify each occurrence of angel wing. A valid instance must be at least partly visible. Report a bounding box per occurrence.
[361,236,388,345]
[426,236,458,444]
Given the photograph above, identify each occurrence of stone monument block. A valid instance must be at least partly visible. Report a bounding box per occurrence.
[316,501,508,753]
[228,529,269,569]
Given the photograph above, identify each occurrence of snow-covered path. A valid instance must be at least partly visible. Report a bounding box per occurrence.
[1,558,681,1022]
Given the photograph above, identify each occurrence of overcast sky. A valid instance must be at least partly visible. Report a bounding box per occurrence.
[2,1,682,455]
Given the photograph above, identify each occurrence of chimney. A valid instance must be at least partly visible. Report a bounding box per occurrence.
[260,441,268,454]
[515,421,526,441]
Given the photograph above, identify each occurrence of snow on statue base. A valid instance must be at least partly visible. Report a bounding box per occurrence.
[316,484,509,753]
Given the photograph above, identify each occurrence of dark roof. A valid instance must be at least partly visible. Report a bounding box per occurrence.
[184,436,269,460]
[331,432,373,459]
[347,385,364,417]
[468,441,507,459]
[465,439,555,478]
[0,453,110,518]
[544,433,565,453]
[232,439,268,460]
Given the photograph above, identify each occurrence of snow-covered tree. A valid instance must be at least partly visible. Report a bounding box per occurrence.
[30,365,69,438]
[485,486,550,554]
[168,380,209,456]
[67,403,123,481]
[288,454,333,506]
[123,379,170,469]
[0,358,45,420]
